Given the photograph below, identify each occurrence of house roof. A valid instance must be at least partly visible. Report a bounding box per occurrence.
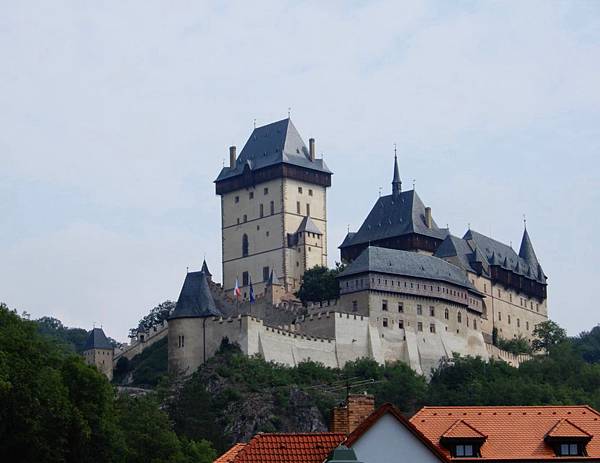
[215,118,331,183]
[298,216,322,235]
[411,406,600,461]
[546,419,593,440]
[169,271,222,320]
[441,420,487,440]
[339,189,448,249]
[201,259,212,277]
[218,433,346,463]
[338,246,480,294]
[214,443,247,463]
[343,403,448,461]
[83,327,113,350]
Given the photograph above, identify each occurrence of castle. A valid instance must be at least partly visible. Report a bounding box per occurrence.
[98,118,548,379]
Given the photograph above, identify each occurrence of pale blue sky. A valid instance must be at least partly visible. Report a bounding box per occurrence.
[1,1,599,341]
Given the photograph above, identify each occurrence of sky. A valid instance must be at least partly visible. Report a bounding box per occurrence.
[1,1,599,341]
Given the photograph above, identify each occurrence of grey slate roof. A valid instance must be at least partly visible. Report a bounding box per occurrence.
[434,229,545,282]
[519,228,540,268]
[83,327,113,351]
[215,118,331,182]
[201,259,212,277]
[339,190,448,248]
[169,271,222,320]
[298,216,322,235]
[338,246,479,293]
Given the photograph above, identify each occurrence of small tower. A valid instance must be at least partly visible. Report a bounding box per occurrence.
[168,270,222,376]
[392,151,402,196]
[82,327,114,381]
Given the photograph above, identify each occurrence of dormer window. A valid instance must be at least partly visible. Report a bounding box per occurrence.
[453,444,477,457]
[558,442,585,456]
[545,418,592,457]
[441,420,487,459]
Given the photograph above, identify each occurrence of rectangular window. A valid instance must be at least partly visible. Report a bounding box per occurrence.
[508,315,511,324]
[473,318,477,330]
[309,189,313,196]
[298,186,303,194]
[382,318,388,328]
[526,321,530,330]
[270,201,275,215]
[296,201,301,214]
[178,335,185,348]
[517,318,520,328]
[455,445,474,457]
[242,271,249,286]
[498,312,502,321]
[399,320,404,329]
[235,196,239,203]
[497,289,501,298]
[352,300,358,312]
[249,192,254,199]
[264,187,269,195]
[429,306,435,317]
[259,204,264,218]
[429,324,436,333]
[398,303,404,313]
[262,266,270,282]
[417,304,422,315]
[509,293,512,302]
[306,203,310,216]
[417,322,423,332]
[382,300,388,311]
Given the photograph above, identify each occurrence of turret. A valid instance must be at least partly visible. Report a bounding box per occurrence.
[392,153,402,196]
[82,327,114,381]
[518,227,545,281]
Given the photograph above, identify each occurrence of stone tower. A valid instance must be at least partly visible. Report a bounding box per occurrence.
[167,270,222,376]
[215,118,332,296]
[82,327,114,381]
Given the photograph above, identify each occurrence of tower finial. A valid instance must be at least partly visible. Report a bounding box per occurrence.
[253,118,256,128]
[523,213,527,230]
[288,107,291,118]
[392,147,402,196]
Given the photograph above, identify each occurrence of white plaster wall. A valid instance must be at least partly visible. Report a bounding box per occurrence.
[350,413,441,463]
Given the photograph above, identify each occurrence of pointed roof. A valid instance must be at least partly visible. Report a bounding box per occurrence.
[339,190,448,249]
[267,268,281,286]
[201,259,212,277]
[441,420,487,440]
[298,216,322,235]
[169,271,222,320]
[392,154,401,196]
[83,327,113,351]
[215,118,331,182]
[519,228,540,268]
[546,419,593,440]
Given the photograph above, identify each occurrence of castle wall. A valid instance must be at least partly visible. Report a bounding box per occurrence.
[114,321,168,364]
[168,317,206,376]
[83,348,113,381]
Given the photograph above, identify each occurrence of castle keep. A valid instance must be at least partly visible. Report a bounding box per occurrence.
[118,117,549,378]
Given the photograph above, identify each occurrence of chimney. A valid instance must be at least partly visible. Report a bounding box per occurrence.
[229,146,236,168]
[309,138,315,161]
[425,207,432,228]
[330,394,375,434]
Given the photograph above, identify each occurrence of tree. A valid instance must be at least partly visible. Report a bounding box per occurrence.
[295,263,345,303]
[572,325,600,364]
[496,335,532,355]
[532,320,567,352]
[136,301,176,333]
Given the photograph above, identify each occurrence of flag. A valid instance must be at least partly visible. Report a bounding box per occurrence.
[234,278,241,299]
[249,276,255,303]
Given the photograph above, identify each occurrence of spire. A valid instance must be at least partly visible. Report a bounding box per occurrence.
[518,227,540,268]
[169,271,221,320]
[201,259,212,278]
[392,147,401,196]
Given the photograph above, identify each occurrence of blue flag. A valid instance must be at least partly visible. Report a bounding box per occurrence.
[249,276,255,303]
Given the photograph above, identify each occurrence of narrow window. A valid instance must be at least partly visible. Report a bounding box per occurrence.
[497,288,501,298]
[298,186,303,194]
[417,304,422,315]
[242,271,249,286]
[262,266,270,282]
[399,320,404,329]
[430,324,436,333]
[473,318,478,330]
[429,306,435,317]
[234,196,239,203]
[260,204,264,217]
[508,315,511,325]
[458,312,462,323]
[270,201,275,215]
[498,312,502,321]
[264,187,269,195]
[383,318,388,328]
[243,214,247,223]
[249,191,254,199]
[296,201,301,214]
[309,189,313,196]
[242,234,249,257]
[417,322,423,332]
[517,318,520,328]
[382,300,388,311]
[352,301,358,312]
[398,303,404,313]
[306,203,310,216]
[526,321,530,330]
[444,308,449,320]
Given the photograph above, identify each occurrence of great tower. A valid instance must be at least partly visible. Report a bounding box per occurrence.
[215,118,332,297]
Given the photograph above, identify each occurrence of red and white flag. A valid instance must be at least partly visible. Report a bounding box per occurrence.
[234,278,241,299]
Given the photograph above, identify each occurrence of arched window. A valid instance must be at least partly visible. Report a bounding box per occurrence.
[444,308,449,320]
[242,234,249,257]
[457,312,462,323]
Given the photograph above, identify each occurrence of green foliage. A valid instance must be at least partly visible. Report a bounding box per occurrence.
[295,263,345,303]
[0,304,216,463]
[532,320,567,352]
[496,335,533,355]
[35,316,90,353]
[572,325,600,364]
[135,301,175,335]
[129,337,168,387]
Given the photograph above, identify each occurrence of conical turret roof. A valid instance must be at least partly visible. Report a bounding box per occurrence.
[392,154,401,196]
[169,271,221,320]
[519,228,540,268]
[83,327,113,351]
[201,259,212,277]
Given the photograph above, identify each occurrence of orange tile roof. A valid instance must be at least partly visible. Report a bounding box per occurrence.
[218,433,346,463]
[411,406,600,461]
[215,443,247,463]
[442,420,487,440]
[546,419,593,439]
